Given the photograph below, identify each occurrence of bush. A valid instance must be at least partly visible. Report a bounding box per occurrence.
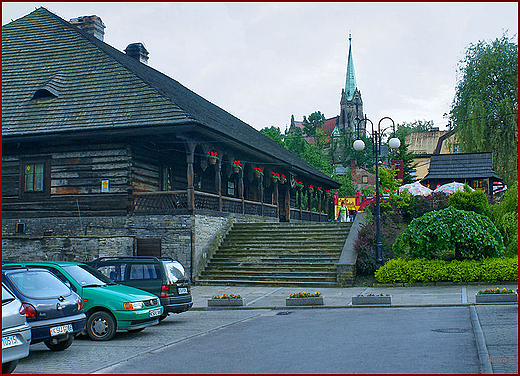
[491,181,518,257]
[375,257,518,283]
[393,207,504,260]
[448,189,491,217]
[354,216,400,276]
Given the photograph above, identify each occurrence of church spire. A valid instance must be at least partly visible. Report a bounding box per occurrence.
[345,33,357,101]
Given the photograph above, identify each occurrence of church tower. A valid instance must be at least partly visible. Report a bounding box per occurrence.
[337,34,364,136]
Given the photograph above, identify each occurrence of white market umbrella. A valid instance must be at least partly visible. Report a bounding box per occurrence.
[398,182,433,196]
[433,181,474,195]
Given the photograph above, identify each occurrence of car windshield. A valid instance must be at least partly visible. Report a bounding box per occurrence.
[62,264,116,287]
[6,270,71,298]
[164,261,186,283]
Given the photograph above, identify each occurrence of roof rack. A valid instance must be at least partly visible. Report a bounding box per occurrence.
[89,256,175,263]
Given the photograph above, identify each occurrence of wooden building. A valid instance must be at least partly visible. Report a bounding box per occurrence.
[1,8,339,279]
[421,152,504,200]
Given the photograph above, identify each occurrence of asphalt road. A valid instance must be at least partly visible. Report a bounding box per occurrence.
[96,307,478,374]
[14,305,516,374]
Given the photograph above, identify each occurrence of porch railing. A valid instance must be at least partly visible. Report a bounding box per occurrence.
[133,191,278,218]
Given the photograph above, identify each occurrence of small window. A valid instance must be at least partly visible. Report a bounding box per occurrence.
[362,175,368,183]
[227,181,235,196]
[24,163,45,192]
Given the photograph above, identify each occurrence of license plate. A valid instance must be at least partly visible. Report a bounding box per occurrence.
[50,324,73,337]
[2,335,22,349]
[178,287,188,295]
[149,308,161,318]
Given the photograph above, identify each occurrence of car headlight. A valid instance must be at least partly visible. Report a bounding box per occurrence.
[123,301,144,310]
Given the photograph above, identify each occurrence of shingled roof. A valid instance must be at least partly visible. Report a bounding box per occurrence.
[2,7,338,187]
[421,152,503,182]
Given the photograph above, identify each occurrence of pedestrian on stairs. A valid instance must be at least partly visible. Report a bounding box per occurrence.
[340,202,349,222]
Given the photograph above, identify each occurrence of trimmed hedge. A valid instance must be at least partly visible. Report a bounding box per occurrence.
[374,257,518,283]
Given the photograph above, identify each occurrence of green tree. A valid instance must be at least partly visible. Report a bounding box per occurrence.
[448,189,491,217]
[284,126,306,157]
[302,111,326,138]
[450,33,518,185]
[491,181,518,257]
[396,120,435,139]
[393,207,504,261]
[331,173,356,197]
[260,126,284,145]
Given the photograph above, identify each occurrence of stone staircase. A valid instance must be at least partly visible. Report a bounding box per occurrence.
[197,222,353,287]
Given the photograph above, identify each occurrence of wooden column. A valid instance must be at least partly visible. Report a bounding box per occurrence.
[307,190,312,221]
[260,176,264,217]
[285,184,291,222]
[216,159,222,211]
[317,191,322,214]
[239,167,244,214]
[186,150,195,214]
[298,190,302,219]
[274,180,279,219]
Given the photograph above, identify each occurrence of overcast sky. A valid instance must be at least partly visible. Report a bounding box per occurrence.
[3,2,518,132]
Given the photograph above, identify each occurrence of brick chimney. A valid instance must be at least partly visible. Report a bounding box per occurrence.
[124,43,149,64]
[69,15,105,41]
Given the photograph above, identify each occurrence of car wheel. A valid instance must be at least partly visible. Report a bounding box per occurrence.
[2,360,18,374]
[44,335,74,351]
[87,311,116,341]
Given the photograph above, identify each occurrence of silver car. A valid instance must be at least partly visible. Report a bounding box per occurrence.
[2,283,31,374]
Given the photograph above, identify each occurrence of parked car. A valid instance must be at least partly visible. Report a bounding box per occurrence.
[2,267,86,352]
[3,262,163,341]
[88,257,193,320]
[2,283,31,374]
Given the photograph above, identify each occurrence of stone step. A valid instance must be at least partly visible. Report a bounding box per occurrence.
[213,248,343,254]
[196,279,340,287]
[198,273,338,282]
[209,257,340,264]
[197,220,351,287]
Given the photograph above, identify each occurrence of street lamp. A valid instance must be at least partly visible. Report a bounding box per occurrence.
[353,115,400,268]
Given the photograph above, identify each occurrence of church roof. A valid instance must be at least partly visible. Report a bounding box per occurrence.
[2,7,338,186]
[345,36,357,101]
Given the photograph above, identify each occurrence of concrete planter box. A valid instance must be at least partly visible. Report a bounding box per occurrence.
[475,293,517,303]
[352,295,392,305]
[286,296,324,306]
[207,298,244,307]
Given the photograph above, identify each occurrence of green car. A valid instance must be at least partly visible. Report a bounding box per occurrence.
[3,262,163,341]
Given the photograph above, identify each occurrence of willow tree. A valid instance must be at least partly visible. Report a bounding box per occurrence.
[450,33,518,185]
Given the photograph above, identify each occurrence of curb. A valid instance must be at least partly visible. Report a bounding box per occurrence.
[469,306,493,374]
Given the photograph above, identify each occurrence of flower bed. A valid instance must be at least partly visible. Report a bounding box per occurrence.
[207,293,244,307]
[475,288,518,303]
[286,292,323,306]
[352,293,392,305]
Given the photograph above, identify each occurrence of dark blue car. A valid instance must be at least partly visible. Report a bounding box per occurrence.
[2,267,86,351]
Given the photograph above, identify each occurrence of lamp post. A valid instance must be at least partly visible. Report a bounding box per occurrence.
[353,115,400,268]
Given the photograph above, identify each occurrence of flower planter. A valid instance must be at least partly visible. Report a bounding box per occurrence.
[233,167,240,174]
[286,296,324,306]
[352,295,392,305]
[207,298,244,307]
[208,157,217,165]
[475,293,517,303]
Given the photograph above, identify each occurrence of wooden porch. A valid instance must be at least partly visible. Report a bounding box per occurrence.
[132,191,329,222]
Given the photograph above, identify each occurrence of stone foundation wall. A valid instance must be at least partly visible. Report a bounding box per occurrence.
[2,212,276,282]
